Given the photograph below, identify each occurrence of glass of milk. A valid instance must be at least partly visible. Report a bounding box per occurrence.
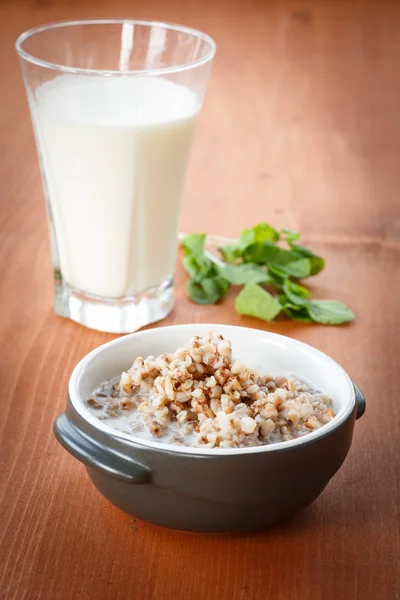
[16,20,215,333]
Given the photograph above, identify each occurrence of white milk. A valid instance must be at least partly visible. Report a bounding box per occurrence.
[32,75,198,298]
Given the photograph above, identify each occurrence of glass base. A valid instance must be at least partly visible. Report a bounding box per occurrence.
[54,274,174,333]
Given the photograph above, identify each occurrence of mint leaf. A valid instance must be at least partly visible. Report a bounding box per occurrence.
[278,292,314,322]
[217,262,270,285]
[181,233,206,255]
[182,233,230,302]
[242,241,301,265]
[283,280,311,305]
[235,284,282,321]
[239,232,322,279]
[187,276,229,305]
[268,265,288,284]
[289,243,325,275]
[281,228,301,242]
[219,243,241,263]
[253,223,280,243]
[183,254,214,282]
[281,286,353,324]
[282,305,314,323]
[289,242,315,256]
[239,223,280,252]
[239,228,257,250]
[243,242,313,278]
[307,300,355,325]
[220,223,280,264]
[180,222,354,326]
[308,256,325,276]
[282,258,311,278]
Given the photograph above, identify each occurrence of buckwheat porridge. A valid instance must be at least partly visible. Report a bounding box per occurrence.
[86,331,336,448]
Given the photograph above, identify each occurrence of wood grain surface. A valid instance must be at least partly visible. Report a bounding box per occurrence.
[0,0,399,598]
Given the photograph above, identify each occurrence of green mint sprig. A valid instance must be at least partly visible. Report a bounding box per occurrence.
[180,223,354,325]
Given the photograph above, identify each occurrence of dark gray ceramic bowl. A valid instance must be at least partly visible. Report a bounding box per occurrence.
[54,324,365,532]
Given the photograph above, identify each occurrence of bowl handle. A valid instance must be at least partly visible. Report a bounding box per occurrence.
[54,413,151,484]
[353,382,366,420]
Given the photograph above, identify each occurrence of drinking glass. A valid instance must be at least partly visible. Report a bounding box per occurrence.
[16,20,215,333]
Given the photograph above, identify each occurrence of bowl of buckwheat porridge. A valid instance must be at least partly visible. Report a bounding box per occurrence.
[54,324,365,532]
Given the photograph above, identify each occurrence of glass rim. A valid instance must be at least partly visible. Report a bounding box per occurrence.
[15,18,216,76]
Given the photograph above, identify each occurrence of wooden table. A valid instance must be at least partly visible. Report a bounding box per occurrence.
[1,0,399,598]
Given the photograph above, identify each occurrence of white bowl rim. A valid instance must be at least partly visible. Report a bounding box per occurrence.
[69,324,356,456]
